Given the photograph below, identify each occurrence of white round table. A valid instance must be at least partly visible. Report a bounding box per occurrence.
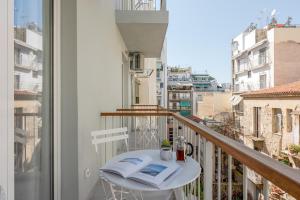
[101,149,201,199]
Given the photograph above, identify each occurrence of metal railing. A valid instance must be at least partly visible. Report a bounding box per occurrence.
[115,0,166,11]
[14,113,41,172]
[100,108,300,200]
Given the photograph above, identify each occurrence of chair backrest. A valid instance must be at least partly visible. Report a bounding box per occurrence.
[91,127,129,154]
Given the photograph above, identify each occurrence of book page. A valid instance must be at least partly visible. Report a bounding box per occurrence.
[101,155,152,178]
[128,161,181,188]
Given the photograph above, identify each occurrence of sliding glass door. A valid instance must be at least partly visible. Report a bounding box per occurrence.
[14,0,53,199]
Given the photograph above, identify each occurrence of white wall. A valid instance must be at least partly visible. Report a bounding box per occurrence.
[139,58,157,104]
[77,0,127,199]
[235,66,271,92]
[244,30,256,50]
[26,29,42,50]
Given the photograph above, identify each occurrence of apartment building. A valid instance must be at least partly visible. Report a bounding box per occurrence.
[167,67,193,116]
[156,60,167,107]
[191,73,224,92]
[156,41,168,107]
[231,22,300,132]
[232,25,300,93]
[241,81,300,199]
[241,81,300,156]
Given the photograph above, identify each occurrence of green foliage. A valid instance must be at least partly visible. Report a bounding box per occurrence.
[280,159,290,166]
[290,144,300,153]
[161,139,171,148]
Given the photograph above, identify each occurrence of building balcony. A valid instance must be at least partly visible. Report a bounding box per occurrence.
[115,0,168,57]
[98,107,300,199]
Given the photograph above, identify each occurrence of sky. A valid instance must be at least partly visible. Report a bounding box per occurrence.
[166,0,300,83]
[14,0,42,28]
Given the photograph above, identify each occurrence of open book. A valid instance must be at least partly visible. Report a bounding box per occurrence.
[101,155,181,188]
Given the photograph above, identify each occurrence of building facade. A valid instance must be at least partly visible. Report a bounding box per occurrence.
[232,26,300,93]
[195,91,232,120]
[241,81,300,156]
[156,41,168,107]
[167,67,193,116]
[191,73,224,92]
[231,23,300,133]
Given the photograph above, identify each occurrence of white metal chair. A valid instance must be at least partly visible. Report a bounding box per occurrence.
[91,127,134,200]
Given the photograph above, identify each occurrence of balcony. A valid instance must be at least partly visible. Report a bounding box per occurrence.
[115,0,168,57]
[98,106,300,199]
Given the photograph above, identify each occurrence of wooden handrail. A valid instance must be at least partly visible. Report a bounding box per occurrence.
[131,104,159,107]
[116,108,167,112]
[101,111,171,116]
[172,113,300,199]
[100,110,300,198]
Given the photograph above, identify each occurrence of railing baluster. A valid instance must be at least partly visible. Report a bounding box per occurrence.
[228,155,232,200]
[104,116,107,163]
[134,116,136,151]
[203,138,213,200]
[217,147,221,200]
[243,165,248,200]
[197,134,201,200]
[263,178,269,200]
[112,116,114,158]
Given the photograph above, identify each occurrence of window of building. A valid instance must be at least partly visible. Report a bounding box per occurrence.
[14,74,20,90]
[259,74,267,89]
[160,82,163,88]
[197,95,203,102]
[248,71,251,78]
[286,109,293,132]
[13,0,54,196]
[272,108,283,133]
[14,107,23,129]
[235,84,239,92]
[253,107,262,137]
[259,48,267,65]
[32,70,38,78]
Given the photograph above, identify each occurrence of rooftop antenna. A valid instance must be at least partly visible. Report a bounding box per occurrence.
[271,9,277,18]
[285,16,292,26]
[270,9,277,25]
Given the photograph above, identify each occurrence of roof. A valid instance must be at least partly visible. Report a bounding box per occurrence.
[242,81,300,98]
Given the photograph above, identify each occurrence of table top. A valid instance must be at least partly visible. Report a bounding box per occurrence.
[101,149,201,191]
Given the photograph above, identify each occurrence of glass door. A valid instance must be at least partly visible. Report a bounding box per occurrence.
[14,0,53,199]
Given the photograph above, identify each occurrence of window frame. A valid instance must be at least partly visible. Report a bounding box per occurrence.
[0,0,14,198]
[0,0,61,199]
[286,109,293,133]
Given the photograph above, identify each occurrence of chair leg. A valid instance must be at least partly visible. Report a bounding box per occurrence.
[109,183,117,200]
[100,179,108,200]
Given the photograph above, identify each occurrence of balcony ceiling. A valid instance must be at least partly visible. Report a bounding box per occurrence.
[115,10,168,58]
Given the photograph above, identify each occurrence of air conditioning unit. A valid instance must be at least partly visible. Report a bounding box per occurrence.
[129,52,144,71]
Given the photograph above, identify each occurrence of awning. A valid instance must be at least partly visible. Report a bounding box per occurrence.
[230,95,243,106]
